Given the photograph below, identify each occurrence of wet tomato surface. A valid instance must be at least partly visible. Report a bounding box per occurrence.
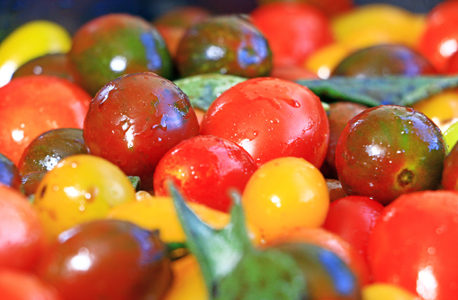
[83,72,199,189]
[154,135,258,212]
[368,190,458,300]
[200,77,329,168]
[335,105,446,205]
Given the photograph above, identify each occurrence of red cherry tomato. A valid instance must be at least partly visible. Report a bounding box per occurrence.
[0,76,91,165]
[83,72,200,190]
[417,1,458,72]
[250,2,334,67]
[368,190,458,300]
[322,195,384,263]
[0,185,45,271]
[200,77,329,168]
[154,135,258,212]
[0,269,62,300]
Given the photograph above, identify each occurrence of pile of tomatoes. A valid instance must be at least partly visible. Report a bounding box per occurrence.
[1,0,458,300]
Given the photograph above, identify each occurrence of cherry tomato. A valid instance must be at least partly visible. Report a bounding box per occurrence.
[445,51,458,74]
[322,195,384,263]
[12,53,75,83]
[154,6,211,57]
[107,192,230,243]
[0,75,91,165]
[242,157,329,243]
[368,190,458,300]
[175,15,272,78]
[442,140,458,190]
[83,72,200,190]
[68,13,173,95]
[417,1,458,72]
[34,154,136,241]
[250,2,334,67]
[266,227,371,287]
[257,0,354,17]
[335,105,446,205]
[36,219,172,300]
[154,135,258,212]
[0,185,45,271]
[412,90,458,132]
[0,269,63,300]
[326,178,347,202]
[200,77,329,168]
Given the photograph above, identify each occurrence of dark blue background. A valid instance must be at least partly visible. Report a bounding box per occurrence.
[0,0,445,41]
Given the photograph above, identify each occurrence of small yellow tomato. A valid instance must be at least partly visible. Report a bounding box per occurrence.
[362,283,422,300]
[412,90,458,132]
[163,255,208,300]
[34,154,136,241]
[332,4,426,48]
[242,157,329,243]
[107,191,230,243]
[0,20,72,87]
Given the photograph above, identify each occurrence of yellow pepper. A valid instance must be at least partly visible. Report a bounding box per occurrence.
[0,20,72,87]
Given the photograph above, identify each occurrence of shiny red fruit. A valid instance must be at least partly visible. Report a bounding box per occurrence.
[83,72,199,190]
[154,135,258,212]
[0,76,91,165]
[200,77,329,168]
[0,185,45,271]
[0,269,62,300]
[368,190,458,300]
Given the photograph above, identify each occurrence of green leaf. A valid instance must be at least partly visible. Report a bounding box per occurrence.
[174,73,247,111]
[296,76,458,107]
[168,182,307,300]
[127,176,141,191]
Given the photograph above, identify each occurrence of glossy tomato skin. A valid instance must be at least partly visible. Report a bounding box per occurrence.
[0,269,63,300]
[250,3,334,67]
[323,195,384,263]
[335,105,446,205]
[175,15,272,78]
[154,135,258,212]
[36,219,172,300]
[84,72,199,190]
[13,53,75,83]
[0,185,45,271]
[200,77,329,168]
[368,190,458,300]
[18,128,87,176]
[417,1,458,72]
[69,14,173,95]
[0,76,91,165]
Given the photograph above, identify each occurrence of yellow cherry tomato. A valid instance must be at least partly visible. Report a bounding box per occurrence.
[34,154,136,241]
[443,121,458,153]
[163,255,208,300]
[362,283,422,300]
[242,157,329,243]
[412,90,458,132]
[0,20,72,87]
[305,42,352,79]
[331,4,426,48]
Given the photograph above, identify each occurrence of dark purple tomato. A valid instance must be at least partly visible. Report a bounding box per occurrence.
[335,105,446,205]
[154,135,258,212]
[332,44,437,77]
[18,128,87,176]
[36,219,172,300]
[326,178,347,202]
[175,15,272,78]
[69,14,173,95]
[0,153,21,189]
[83,72,200,190]
[320,102,368,179]
[12,54,75,83]
[21,171,47,197]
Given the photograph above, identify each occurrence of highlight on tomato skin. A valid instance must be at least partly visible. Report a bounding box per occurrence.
[83,72,200,190]
[200,77,329,169]
[0,75,91,166]
[153,135,258,213]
